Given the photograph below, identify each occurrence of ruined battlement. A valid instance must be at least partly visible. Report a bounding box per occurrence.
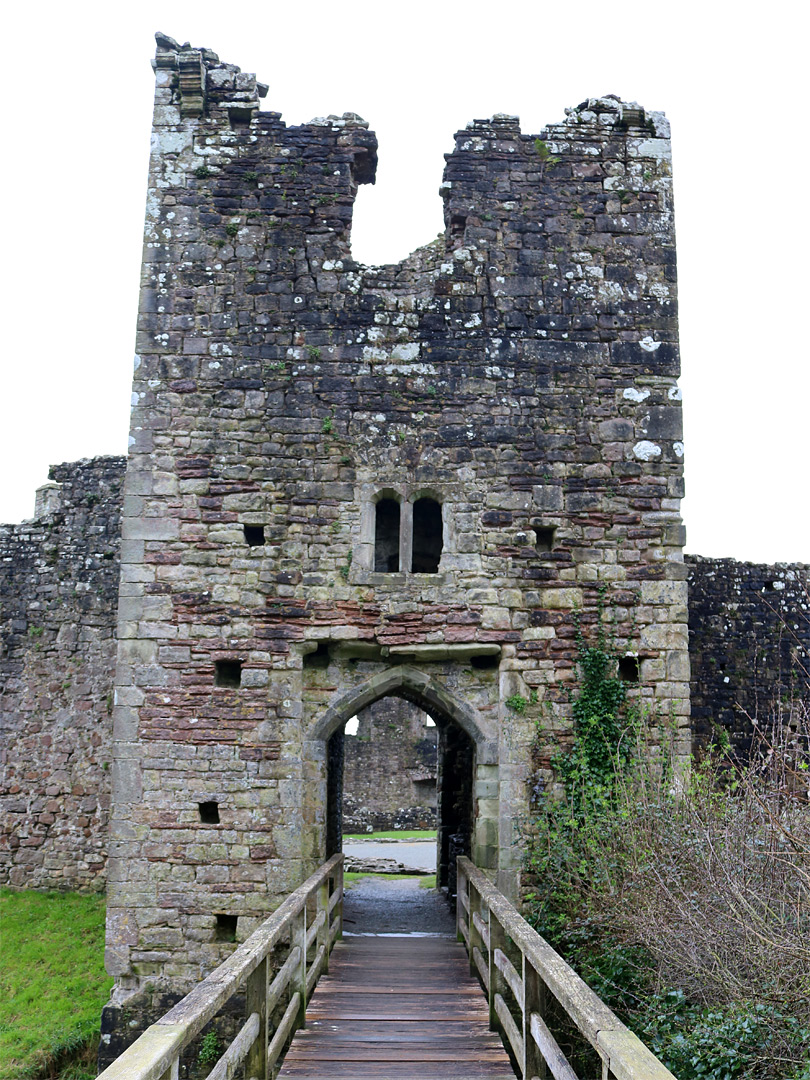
[687,555,810,753]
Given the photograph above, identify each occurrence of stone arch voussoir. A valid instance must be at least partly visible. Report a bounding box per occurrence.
[310,665,497,764]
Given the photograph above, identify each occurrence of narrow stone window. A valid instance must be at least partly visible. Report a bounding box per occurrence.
[450,213,467,239]
[214,914,238,942]
[618,656,640,683]
[243,524,265,547]
[411,498,442,573]
[374,498,401,572]
[215,660,242,688]
[535,526,556,553]
[199,801,220,824]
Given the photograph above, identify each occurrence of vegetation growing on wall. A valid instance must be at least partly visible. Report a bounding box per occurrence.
[523,619,810,1079]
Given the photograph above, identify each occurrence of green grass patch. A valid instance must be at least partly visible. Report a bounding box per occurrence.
[342,830,437,840]
[0,888,112,1080]
[344,872,436,889]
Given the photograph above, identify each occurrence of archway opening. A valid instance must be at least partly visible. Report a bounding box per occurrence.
[326,691,475,894]
[342,699,438,834]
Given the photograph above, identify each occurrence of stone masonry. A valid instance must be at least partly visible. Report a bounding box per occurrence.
[342,697,437,832]
[687,555,809,754]
[97,34,691,1048]
[0,457,125,890]
[4,470,805,902]
[0,36,807,1060]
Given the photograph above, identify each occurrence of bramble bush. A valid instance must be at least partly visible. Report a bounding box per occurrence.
[522,614,810,1079]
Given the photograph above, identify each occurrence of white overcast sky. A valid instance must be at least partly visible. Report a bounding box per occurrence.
[1,1,807,565]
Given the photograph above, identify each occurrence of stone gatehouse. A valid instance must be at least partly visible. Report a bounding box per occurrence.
[4,464,806,901]
[86,33,691,1041]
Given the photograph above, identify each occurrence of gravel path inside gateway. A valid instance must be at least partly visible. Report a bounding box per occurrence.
[342,874,455,935]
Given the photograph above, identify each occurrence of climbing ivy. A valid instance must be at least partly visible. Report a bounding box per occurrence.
[554,616,633,809]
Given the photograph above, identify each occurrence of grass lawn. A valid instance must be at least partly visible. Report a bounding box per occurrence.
[0,888,112,1080]
[343,872,436,888]
[342,830,437,841]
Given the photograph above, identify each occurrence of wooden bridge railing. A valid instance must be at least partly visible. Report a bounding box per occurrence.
[457,857,676,1080]
[98,853,344,1080]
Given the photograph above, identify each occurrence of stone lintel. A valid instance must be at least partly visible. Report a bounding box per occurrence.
[386,643,501,662]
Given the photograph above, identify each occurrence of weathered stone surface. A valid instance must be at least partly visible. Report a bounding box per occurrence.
[687,556,809,754]
[98,41,690,1049]
[343,697,437,832]
[0,458,125,890]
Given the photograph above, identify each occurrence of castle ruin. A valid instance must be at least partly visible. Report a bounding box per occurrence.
[0,34,807,1060]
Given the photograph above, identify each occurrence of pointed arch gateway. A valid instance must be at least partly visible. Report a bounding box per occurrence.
[308,666,499,892]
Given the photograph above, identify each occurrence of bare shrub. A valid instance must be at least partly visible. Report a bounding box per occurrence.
[614,703,810,1003]
[523,607,810,1078]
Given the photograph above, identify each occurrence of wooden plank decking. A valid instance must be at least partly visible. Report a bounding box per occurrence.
[277,935,515,1079]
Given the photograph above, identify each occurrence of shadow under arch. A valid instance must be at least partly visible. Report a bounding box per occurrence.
[311,666,497,893]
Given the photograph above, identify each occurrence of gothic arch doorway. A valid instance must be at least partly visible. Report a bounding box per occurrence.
[310,666,497,893]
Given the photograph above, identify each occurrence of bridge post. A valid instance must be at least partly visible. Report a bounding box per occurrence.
[488,910,506,1033]
[523,955,547,1079]
[292,907,308,1030]
[468,878,483,978]
[456,860,467,943]
[158,1060,178,1080]
[317,879,330,974]
[335,861,343,940]
[246,957,268,1080]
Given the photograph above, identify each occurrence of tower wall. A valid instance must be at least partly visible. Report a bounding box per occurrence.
[98,34,688,1050]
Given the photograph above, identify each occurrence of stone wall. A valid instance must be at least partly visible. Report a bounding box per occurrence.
[0,457,126,890]
[342,697,437,832]
[98,35,690,1048]
[686,556,810,754]
[2,466,805,898]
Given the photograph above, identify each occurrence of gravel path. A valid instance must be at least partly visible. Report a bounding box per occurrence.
[342,839,436,871]
[342,874,455,935]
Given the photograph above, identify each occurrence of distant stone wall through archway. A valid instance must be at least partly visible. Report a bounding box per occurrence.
[304,663,500,892]
[341,697,438,834]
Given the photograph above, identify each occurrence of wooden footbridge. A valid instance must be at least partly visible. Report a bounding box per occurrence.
[98,855,675,1080]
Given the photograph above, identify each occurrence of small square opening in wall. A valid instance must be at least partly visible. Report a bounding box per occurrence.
[303,642,331,670]
[471,654,499,671]
[243,524,265,547]
[228,107,252,130]
[534,526,556,553]
[215,660,242,688]
[199,801,220,824]
[214,914,238,942]
[618,656,640,683]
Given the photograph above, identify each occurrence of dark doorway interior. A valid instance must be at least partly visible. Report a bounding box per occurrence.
[436,722,475,895]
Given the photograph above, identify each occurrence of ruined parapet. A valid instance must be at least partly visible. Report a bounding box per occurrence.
[0,457,126,890]
[687,555,810,753]
[101,34,689,1058]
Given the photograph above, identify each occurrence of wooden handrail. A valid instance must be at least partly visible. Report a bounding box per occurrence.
[456,856,676,1080]
[98,854,344,1080]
